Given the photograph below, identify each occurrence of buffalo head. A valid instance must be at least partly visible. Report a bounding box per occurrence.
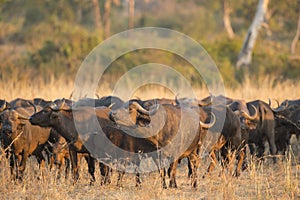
[109,101,159,127]
[29,99,70,127]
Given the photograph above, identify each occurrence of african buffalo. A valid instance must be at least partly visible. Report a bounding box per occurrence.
[0,106,51,180]
[201,104,246,177]
[109,101,215,188]
[73,96,124,110]
[246,100,277,163]
[271,100,300,155]
[29,99,114,184]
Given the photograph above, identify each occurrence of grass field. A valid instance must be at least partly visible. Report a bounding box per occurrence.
[0,76,299,199]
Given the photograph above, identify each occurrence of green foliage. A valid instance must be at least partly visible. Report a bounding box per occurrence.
[0,0,299,87]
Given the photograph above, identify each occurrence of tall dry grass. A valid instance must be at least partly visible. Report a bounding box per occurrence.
[0,75,299,199]
[1,74,299,102]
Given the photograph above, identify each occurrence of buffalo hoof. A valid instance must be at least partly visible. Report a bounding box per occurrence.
[162,182,167,189]
[169,181,177,188]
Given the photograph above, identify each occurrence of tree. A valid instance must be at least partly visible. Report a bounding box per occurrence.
[236,0,269,68]
[128,0,135,29]
[223,0,235,39]
[103,0,112,39]
[92,0,103,36]
[291,0,300,54]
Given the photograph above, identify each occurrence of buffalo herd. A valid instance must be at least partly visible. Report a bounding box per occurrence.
[0,95,299,188]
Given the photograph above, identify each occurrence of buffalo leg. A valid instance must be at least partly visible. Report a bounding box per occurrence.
[9,153,16,179]
[35,151,46,180]
[84,156,96,184]
[188,152,199,188]
[169,160,179,188]
[135,172,141,187]
[69,150,79,183]
[17,151,28,181]
[266,133,277,163]
[65,158,70,179]
[204,136,226,178]
[117,171,125,187]
[235,148,245,177]
[153,155,167,189]
[99,162,111,185]
[160,168,167,189]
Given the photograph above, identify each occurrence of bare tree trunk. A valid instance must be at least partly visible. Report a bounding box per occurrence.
[128,0,135,29]
[104,0,112,39]
[291,1,300,54]
[76,4,82,23]
[236,0,269,68]
[92,0,102,34]
[223,0,234,39]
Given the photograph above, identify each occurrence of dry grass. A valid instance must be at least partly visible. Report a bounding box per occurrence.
[0,153,298,200]
[0,75,299,199]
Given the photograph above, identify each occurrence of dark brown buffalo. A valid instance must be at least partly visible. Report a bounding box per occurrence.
[0,106,51,180]
[97,125,159,187]
[47,134,71,179]
[271,101,300,155]
[110,101,215,188]
[246,100,277,163]
[73,96,124,110]
[201,104,246,177]
[48,134,94,180]
[201,95,258,131]
[29,99,114,184]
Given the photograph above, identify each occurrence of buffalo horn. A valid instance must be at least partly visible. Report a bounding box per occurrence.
[132,101,159,115]
[242,105,258,120]
[16,112,30,120]
[47,141,54,147]
[49,102,59,111]
[59,98,66,110]
[198,99,212,107]
[0,100,7,112]
[272,100,288,112]
[28,101,37,114]
[200,113,216,129]
[175,94,180,105]
[108,102,115,109]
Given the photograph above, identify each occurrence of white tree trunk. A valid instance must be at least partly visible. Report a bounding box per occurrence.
[236,0,269,68]
[291,1,300,54]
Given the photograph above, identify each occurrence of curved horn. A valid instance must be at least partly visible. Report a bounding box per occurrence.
[175,94,180,105]
[131,101,159,115]
[28,101,37,114]
[200,113,216,129]
[271,100,288,112]
[198,99,212,107]
[269,98,280,109]
[242,105,258,120]
[275,99,280,107]
[59,98,66,110]
[16,112,30,120]
[133,96,141,100]
[47,141,54,147]
[69,91,73,99]
[49,102,59,111]
[108,102,115,109]
[0,100,7,112]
